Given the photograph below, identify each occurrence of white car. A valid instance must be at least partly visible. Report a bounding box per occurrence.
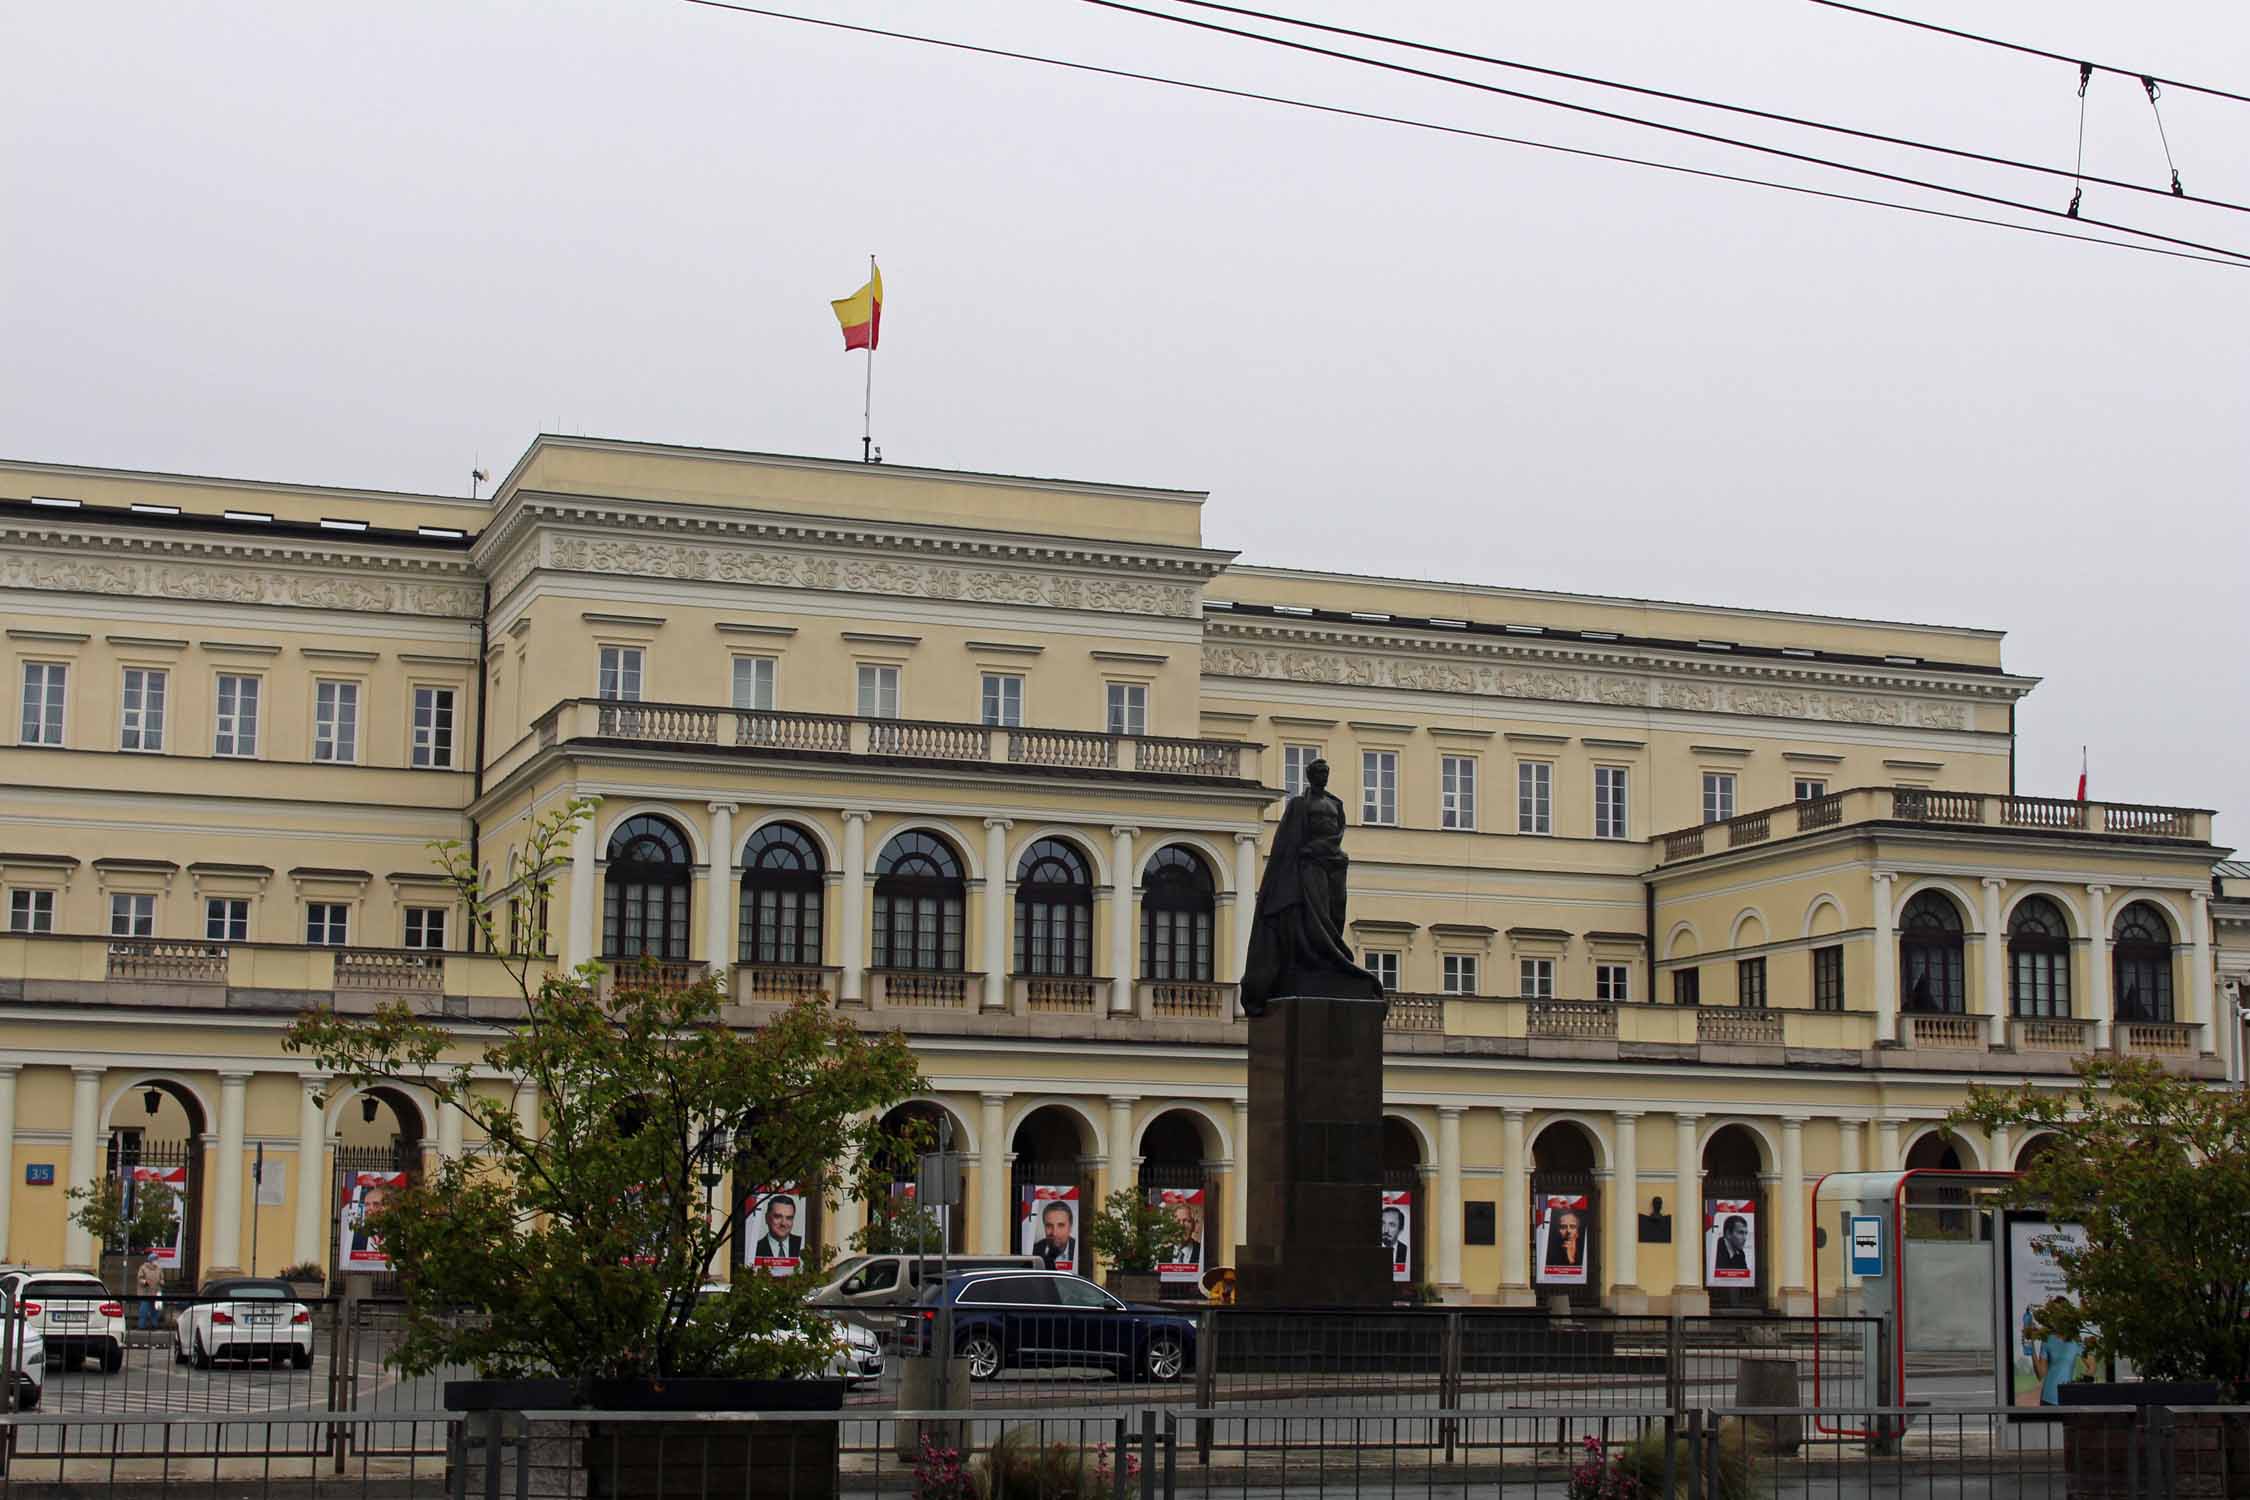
[172,1277,314,1370]
[696,1285,883,1388]
[5,1327,45,1409]
[0,1269,122,1374]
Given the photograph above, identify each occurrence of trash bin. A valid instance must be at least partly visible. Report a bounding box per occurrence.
[1735,1356,1802,1455]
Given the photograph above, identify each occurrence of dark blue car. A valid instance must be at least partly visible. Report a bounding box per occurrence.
[911,1270,1195,1382]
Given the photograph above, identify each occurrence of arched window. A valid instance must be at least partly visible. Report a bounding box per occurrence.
[2112,901,2175,1023]
[603,815,692,960]
[1013,839,1092,977]
[739,823,823,965]
[1898,889,1966,1014]
[1141,845,1215,982]
[873,831,965,972]
[2007,895,2072,1019]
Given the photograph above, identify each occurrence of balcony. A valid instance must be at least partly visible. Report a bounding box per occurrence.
[1655,787,2216,866]
[2011,1016,2093,1053]
[528,699,1259,782]
[2119,1021,2200,1057]
[1903,1012,1986,1050]
[870,968,980,1008]
[1696,1007,1785,1047]
[600,959,709,997]
[334,948,445,998]
[1384,992,1446,1033]
[107,940,227,985]
[1012,974,1103,1016]
[1136,979,1237,1022]
[732,963,838,1004]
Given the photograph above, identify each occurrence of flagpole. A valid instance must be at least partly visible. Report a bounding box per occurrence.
[862,253,875,463]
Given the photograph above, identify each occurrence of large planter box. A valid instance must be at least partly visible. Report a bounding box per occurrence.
[447,1377,845,1500]
[1104,1273,1162,1304]
[2059,1383,2247,1500]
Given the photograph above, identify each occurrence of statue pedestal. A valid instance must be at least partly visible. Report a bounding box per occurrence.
[1235,993,1394,1308]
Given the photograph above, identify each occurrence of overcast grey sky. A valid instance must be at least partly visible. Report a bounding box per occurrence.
[4,0,2244,836]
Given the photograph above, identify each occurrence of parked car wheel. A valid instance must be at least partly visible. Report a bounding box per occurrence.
[1142,1333,1186,1383]
[101,1344,124,1375]
[62,1351,83,1373]
[173,1337,187,1366]
[291,1346,313,1371]
[192,1333,212,1371]
[957,1333,1001,1382]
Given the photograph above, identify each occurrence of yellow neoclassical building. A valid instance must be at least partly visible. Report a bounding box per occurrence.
[0,435,2237,1314]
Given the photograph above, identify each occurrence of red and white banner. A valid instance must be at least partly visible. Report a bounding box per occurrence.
[129,1165,188,1268]
[745,1184,807,1277]
[1149,1188,1206,1285]
[1021,1184,1079,1273]
[1705,1199,1756,1285]
[1535,1193,1591,1285]
[1381,1189,1413,1283]
[340,1171,409,1272]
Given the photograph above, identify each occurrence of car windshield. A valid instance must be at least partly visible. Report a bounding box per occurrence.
[24,1280,102,1301]
[824,1255,870,1286]
[210,1284,289,1300]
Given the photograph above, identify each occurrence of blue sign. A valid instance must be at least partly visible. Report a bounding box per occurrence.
[1849,1214,1884,1277]
[24,1164,54,1187]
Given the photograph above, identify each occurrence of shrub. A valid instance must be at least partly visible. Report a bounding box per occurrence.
[1085,1190,1173,1276]
[913,1435,974,1500]
[1572,1420,1763,1500]
[974,1426,1138,1500]
[278,1263,325,1283]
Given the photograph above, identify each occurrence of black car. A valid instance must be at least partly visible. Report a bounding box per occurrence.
[911,1270,1194,1382]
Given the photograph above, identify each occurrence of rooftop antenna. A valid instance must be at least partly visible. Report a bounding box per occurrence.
[471,462,489,500]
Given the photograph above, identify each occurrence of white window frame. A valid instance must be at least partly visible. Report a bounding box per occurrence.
[856,663,901,718]
[1106,682,1148,737]
[8,889,55,934]
[1594,765,1629,840]
[1519,957,1556,999]
[120,667,166,753]
[1794,777,1828,802]
[1361,750,1398,826]
[1441,755,1478,831]
[1283,743,1324,798]
[109,892,155,938]
[305,902,349,946]
[19,661,66,747]
[411,685,457,769]
[598,645,644,703]
[980,673,1024,728]
[732,656,777,712]
[1702,772,1737,825]
[1595,962,1630,1002]
[1442,953,1480,996]
[313,679,361,764]
[404,906,448,950]
[214,673,261,758]
[1517,760,1553,835]
[1363,949,1400,992]
[205,897,249,943]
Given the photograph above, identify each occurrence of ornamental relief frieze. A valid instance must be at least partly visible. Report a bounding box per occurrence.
[1200,643,1971,730]
[542,534,1202,619]
[0,549,483,618]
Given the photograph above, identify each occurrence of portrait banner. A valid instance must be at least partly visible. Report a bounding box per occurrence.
[746,1184,808,1277]
[1534,1193,1592,1285]
[1021,1184,1080,1273]
[340,1170,409,1272]
[1150,1187,1206,1286]
[1381,1189,1413,1283]
[128,1165,188,1268]
[1705,1199,1757,1285]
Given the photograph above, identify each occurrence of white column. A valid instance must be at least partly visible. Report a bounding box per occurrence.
[1107,1095,1138,1199]
[1232,833,1259,983]
[1875,1118,1902,1173]
[1988,1123,2012,1173]
[1109,827,1138,1015]
[1611,1111,1642,1305]
[436,1100,465,1162]
[514,1081,540,1146]
[1673,1112,1703,1304]
[706,802,736,979]
[0,1067,15,1263]
[211,1070,250,1270]
[2086,885,2112,1049]
[1230,1097,1251,1254]
[1780,1116,1809,1310]
[65,1067,102,1269]
[1838,1120,1864,1289]
[1871,873,1898,1044]
[1500,1107,1531,1304]
[979,1093,1009,1255]
[294,1077,329,1270]
[840,811,871,1004]
[565,797,602,971]
[983,820,1012,1012]
[2191,891,2216,1052]
[1436,1106,1464,1292]
[1981,878,2008,1047]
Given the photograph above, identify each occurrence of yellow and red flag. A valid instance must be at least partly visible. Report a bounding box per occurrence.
[831,264,882,351]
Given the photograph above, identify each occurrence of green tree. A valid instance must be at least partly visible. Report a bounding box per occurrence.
[1086,1189,1174,1276]
[853,1195,947,1255]
[284,798,924,1385]
[1950,1056,2250,1394]
[68,1176,180,1256]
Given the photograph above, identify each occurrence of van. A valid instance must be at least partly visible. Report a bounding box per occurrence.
[809,1254,1039,1328]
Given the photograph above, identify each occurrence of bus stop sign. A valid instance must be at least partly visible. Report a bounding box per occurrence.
[1849,1214,1884,1277]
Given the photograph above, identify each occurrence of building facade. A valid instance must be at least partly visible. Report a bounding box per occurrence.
[0,436,2235,1312]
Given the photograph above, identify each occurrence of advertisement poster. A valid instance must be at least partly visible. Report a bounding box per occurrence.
[2006,1216,2099,1406]
[746,1185,807,1277]
[1381,1189,1412,1282]
[1535,1193,1592,1285]
[1705,1199,1757,1285]
[1021,1184,1079,1272]
[128,1164,188,1268]
[340,1170,408,1272]
[1150,1187,1205,1287]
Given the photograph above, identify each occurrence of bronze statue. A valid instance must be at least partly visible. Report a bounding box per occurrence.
[1241,758,1384,1015]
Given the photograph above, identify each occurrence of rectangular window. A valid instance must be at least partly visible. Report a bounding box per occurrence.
[1517,761,1552,834]
[1361,750,1398,825]
[1363,950,1400,992]
[1441,756,1478,830]
[1737,956,1768,1009]
[1702,772,1736,824]
[598,645,643,702]
[980,673,1023,727]
[214,674,261,757]
[411,686,456,768]
[313,680,360,763]
[1519,957,1555,999]
[1594,766,1629,840]
[120,668,166,752]
[732,657,776,712]
[109,892,155,938]
[1443,954,1480,996]
[1794,778,1828,802]
[1812,945,1845,1012]
[856,664,900,718]
[20,662,65,746]
[1673,967,1701,1006]
[305,903,349,946]
[205,897,249,943]
[1283,743,1323,798]
[8,890,54,933]
[1596,962,1629,1002]
[1106,682,1147,736]
[404,907,447,950]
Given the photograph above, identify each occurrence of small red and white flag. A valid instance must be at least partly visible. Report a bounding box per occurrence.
[2075,747,2088,802]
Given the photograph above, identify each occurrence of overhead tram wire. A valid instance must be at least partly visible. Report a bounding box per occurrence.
[1070,0,2250,264]
[675,0,2248,272]
[1807,0,2250,109]
[1112,0,2250,217]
